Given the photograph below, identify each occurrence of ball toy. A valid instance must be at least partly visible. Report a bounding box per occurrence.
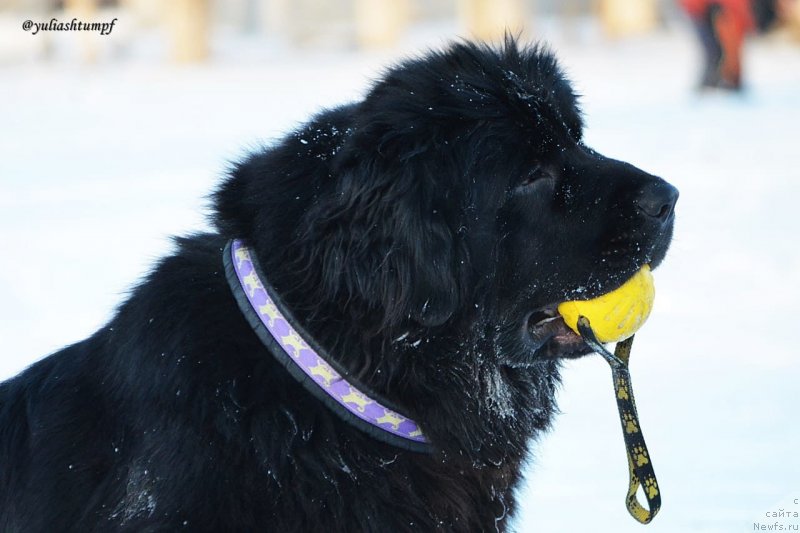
[558,265,655,343]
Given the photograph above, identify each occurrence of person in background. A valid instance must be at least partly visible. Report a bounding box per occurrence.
[681,0,778,91]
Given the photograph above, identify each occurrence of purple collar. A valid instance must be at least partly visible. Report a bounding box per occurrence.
[223,239,431,453]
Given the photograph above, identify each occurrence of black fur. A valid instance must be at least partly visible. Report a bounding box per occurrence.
[0,38,677,531]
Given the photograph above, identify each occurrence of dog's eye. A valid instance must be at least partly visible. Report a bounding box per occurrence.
[515,166,553,191]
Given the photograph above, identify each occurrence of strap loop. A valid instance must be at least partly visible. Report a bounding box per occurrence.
[577,317,661,524]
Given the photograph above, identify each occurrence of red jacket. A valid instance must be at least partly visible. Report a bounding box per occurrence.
[680,0,755,30]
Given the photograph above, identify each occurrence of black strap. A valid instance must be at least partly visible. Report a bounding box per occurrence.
[578,317,661,524]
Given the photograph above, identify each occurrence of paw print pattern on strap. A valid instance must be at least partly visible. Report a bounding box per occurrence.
[614,360,661,524]
[632,445,649,467]
[622,412,639,434]
[644,476,659,499]
[616,376,629,400]
[578,322,661,524]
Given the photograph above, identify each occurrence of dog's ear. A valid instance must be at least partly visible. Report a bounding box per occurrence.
[389,185,460,327]
[305,157,460,330]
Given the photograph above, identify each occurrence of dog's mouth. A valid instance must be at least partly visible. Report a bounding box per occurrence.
[524,306,593,359]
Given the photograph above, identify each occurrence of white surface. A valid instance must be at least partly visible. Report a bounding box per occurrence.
[1,28,799,532]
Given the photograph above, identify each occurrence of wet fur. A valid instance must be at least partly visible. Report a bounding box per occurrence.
[0,39,675,531]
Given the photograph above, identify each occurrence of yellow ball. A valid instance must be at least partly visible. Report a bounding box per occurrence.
[557,265,655,343]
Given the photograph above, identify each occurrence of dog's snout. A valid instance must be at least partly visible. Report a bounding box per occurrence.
[635,181,678,222]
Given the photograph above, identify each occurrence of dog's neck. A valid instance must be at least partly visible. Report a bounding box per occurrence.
[227,228,561,466]
[215,150,560,466]
[224,239,432,452]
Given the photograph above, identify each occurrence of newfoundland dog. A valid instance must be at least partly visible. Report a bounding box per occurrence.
[0,38,677,531]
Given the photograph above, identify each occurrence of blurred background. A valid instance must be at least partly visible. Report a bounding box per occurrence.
[1,1,799,531]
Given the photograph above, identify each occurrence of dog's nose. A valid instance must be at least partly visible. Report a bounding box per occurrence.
[635,181,678,222]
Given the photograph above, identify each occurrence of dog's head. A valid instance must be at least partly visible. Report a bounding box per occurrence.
[215,38,677,459]
[301,40,675,356]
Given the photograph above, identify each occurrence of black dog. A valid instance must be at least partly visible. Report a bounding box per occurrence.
[0,39,677,531]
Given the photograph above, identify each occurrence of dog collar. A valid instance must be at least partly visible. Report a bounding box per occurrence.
[223,239,432,453]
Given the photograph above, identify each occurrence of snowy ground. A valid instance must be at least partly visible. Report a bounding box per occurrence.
[1,24,799,532]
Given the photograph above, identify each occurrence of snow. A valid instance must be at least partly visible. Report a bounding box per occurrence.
[2,26,799,532]
[109,463,158,524]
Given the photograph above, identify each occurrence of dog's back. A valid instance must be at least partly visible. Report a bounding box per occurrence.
[0,340,112,530]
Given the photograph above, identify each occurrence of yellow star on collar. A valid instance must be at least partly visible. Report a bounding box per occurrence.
[242,270,263,297]
[342,387,372,412]
[281,330,309,357]
[377,410,405,431]
[310,362,338,387]
[258,300,283,327]
[234,247,251,266]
